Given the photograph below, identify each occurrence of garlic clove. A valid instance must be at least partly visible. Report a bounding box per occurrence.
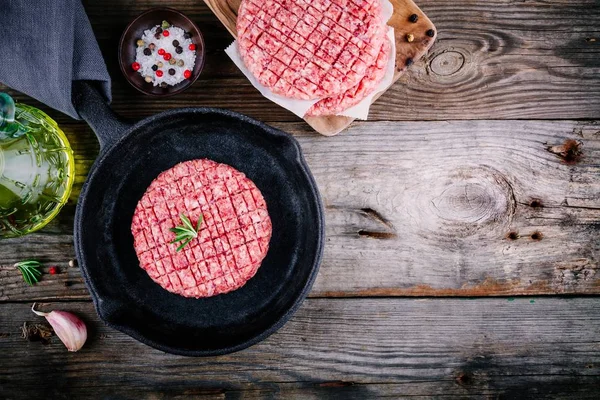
[32,303,87,352]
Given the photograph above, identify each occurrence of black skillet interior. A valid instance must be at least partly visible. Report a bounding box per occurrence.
[73,83,324,356]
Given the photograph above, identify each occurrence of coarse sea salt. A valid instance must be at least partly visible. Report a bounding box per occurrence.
[135,25,196,86]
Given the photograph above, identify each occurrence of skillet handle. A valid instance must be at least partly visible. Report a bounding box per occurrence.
[72,81,131,150]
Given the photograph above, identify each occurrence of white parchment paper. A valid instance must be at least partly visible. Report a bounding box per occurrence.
[225,0,395,119]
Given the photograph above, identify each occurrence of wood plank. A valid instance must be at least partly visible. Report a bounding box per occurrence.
[1,120,599,300]
[304,119,600,297]
[4,0,598,125]
[1,298,599,398]
[202,0,437,136]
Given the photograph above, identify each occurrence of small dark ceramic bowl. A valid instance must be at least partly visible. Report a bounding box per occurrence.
[119,8,205,96]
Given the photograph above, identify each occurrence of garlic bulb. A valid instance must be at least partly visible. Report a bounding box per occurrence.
[31,303,87,352]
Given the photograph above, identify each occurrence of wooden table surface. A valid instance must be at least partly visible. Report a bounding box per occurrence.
[1,0,600,398]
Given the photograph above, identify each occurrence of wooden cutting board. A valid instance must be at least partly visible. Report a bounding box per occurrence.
[203,0,437,136]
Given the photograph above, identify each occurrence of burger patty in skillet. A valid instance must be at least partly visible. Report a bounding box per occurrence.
[131,159,272,298]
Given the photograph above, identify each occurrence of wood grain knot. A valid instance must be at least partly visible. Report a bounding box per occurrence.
[530,231,543,241]
[547,139,583,164]
[429,50,466,76]
[356,208,396,239]
[413,166,516,240]
[529,198,543,208]
[506,231,519,240]
[455,371,473,386]
[325,206,396,240]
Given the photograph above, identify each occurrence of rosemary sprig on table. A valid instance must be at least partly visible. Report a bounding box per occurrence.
[14,260,43,286]
[170,214,203,252]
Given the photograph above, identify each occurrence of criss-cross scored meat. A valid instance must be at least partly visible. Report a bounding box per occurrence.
[237,0,388,100]
[306,37,390,116]
[131,159,272,298]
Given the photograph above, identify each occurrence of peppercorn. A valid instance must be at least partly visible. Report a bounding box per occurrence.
[184,32,192,39]
[49,266,58,275]
[172,40,180,47]
[158,48,165,55]
[131,62,141,71]
[149,43,156,50]
[163,30,170,37]
[143,48,152,56]
[157,61,164,68]
[156,27,163,34]
[406,33,414,42]
[177,59,184,67]
[160,82,168,88]
[144,76,153,83]
[409,14,418,23]
[163,53,172,61]
[161,20,170,29]
[154,33,161,40]
[189,43,196,51]
[151,64,158,71]
[175,46,183,54]
[168,68,176,76]
[156,70,164,77]
[169,58,176,65]
[136,39,145,47]
[183,70,192,79]
[426,29,435,37]
[406,58,414,66]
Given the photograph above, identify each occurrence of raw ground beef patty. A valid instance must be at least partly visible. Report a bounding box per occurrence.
[237,0,387,100]
[131,159,272,298]
[306,37,390,116]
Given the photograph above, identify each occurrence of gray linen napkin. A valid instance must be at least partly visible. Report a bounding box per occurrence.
[0,0,111,119]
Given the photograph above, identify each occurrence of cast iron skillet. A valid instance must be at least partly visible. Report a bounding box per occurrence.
[72,81,324,356]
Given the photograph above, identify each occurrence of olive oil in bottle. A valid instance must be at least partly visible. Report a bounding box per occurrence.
[0,93,74,238]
